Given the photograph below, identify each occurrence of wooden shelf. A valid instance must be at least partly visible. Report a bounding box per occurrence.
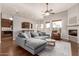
[1,18,13,27]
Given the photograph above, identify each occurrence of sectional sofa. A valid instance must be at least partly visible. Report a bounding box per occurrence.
[15,31,50,55]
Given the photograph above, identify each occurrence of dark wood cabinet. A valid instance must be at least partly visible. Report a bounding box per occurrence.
[22,22,33,29]
[1,31,13,37]
[1,18,13,40]
[1,18,13,27]
[51,31,61,40]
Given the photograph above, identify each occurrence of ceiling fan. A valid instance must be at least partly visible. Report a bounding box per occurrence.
[42,3,55,16]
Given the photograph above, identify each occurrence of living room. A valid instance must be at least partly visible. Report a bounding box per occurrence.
[0,3,79,56]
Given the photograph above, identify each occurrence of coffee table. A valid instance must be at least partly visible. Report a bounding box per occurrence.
[46,39,56,46]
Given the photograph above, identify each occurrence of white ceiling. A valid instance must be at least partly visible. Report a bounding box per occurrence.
[1,3,77,20]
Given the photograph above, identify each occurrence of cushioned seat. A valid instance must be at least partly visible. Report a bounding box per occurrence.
[34,36,49,40]
[16,31,48,55]
[25,38,47,50]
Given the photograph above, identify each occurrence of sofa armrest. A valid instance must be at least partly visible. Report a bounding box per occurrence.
[16,36,27,46]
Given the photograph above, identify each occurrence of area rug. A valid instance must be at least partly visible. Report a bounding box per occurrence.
[38,40,72,56]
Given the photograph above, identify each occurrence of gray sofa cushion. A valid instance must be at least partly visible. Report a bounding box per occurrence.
[34,36,49,40]
[25,38,47,50]
[22,32,30,39]
[18,33,26,38]
[30,32,39,37]
[38,31,50,36]
[18,32,31,42]
[25,31,31,38]
[39,32,46,36]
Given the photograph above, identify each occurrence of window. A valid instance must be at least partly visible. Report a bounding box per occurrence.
[52,20,62,29]
[36,24,38,29]
[46,22,50,28]
[40,24,44,29]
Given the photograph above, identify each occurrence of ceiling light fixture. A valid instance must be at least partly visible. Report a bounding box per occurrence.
[45,12,49,16]
[42,3,55,16]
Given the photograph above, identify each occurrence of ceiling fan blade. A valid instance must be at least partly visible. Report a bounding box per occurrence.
[42,3,55,16]
[49,9,53,12]
[50,12,55,14]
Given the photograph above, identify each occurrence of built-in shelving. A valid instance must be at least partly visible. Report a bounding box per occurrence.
[1,18,13,39]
